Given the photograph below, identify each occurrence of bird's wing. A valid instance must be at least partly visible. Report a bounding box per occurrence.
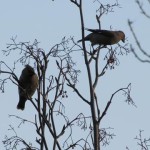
[85,28,101,33]
[85,28,115,38]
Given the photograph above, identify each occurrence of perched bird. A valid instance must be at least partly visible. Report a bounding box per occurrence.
[17,65,38,110]
[78,28,125,46]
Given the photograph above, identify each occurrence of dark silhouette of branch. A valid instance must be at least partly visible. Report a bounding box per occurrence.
[128,19,150,63]
[130,45,150,63]
[135,0,150,19]
[99,83,135,122]
[78,1,99,149]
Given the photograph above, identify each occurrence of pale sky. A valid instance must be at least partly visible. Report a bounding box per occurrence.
[0,0,150,150]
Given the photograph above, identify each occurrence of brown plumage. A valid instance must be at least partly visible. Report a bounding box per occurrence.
[78,28,125,46]
[17,65,38,110]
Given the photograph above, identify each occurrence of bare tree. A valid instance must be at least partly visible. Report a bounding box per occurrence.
[1,1,135,150]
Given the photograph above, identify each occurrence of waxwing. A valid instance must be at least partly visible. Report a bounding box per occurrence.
[78,28,125,46]
[17,65,38,110]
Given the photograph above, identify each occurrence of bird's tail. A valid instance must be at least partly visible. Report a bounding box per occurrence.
[77,35,91,43]
[77,39,82,43]
[17,97,26,110]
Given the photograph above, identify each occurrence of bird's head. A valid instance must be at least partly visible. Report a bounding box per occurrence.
[118,31,125,43]
[25,65,35,76]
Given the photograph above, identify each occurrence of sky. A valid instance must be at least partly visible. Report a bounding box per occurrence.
[0,0,150,149]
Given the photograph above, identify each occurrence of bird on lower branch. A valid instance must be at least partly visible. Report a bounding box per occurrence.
[17,65,38,110]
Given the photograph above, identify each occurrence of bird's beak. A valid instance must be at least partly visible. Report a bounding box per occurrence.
[122,39,125,43]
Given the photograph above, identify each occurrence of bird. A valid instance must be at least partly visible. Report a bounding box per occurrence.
[17,65,38,110]
[77,28,125,46]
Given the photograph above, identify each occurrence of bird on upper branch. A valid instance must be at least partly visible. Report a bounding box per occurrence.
[77,28,125,46]
[17,65,38,110]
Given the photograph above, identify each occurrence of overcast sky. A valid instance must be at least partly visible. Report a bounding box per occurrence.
[0,0,150,150]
